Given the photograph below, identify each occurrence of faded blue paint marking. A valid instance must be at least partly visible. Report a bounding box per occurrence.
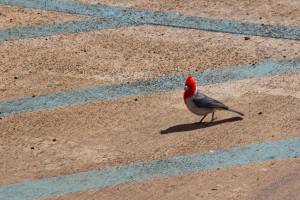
[0,18,137,41]
[146,15,300,40]
[0,58,300,116]
[0,0,300,40]
[0,0,125,18]
[0,138,299,200]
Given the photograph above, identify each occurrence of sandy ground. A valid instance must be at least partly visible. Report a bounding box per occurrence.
[1,72,299,186]
[75,0,300,28]
[0,0,299,199]
[0,4,88,29]
[1,25,299,99]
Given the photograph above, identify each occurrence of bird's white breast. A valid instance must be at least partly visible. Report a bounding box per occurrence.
[185,95,214,116]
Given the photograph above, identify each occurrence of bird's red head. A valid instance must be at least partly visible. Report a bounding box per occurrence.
[184,75,197,102]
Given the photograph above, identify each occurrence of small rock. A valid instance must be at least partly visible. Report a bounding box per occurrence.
[211,188,218,191]
[32,95,36,98]
[258,112,262,115]
[262,168,268,172]
[244,36,250,40]
[31,146,35,150]
[134,98,138,101]
[283,55,286,58]
[14,76,18,79]
[53,138,57,142]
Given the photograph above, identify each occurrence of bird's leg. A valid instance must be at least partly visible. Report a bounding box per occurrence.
[199,115,207,123]
[211,112,215,122]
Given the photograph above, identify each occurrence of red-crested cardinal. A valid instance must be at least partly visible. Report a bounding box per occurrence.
[184,75,244,123]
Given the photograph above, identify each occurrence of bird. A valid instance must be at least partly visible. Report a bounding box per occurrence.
[184,75,244,123]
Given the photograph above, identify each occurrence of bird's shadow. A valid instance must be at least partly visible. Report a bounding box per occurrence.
[160,117,243,135]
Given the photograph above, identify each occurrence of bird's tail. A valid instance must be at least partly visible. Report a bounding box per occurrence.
[227,108,244,116]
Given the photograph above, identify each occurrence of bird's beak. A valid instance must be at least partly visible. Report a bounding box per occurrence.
[184,85,190,91]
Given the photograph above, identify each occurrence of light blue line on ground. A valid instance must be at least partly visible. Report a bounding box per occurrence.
[0,58,300,116]
[0,18,137,41]
[0,138,299,200]
[0,0,125,18]
[0,0,300,40]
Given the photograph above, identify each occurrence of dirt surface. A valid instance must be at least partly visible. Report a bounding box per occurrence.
[255,165,300,200]
[1,25,300,99]
[0,4,88,29]
[43,158,300,200]
[75,0,300,28]
[0,0,300,199]
[1,72,299,186]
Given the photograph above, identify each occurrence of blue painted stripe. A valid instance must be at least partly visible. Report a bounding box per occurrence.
[0,0,299,40]
[0,138,299,200]
[146,15,300,40]
[0,18,137,41]
[0,0,125,18]
[1,58,300,116]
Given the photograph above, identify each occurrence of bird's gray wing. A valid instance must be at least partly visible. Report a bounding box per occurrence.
[192,92,228,109]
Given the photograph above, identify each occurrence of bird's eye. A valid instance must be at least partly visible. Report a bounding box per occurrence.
[184,85,190,91]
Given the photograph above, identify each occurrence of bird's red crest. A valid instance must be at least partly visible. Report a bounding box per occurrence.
[185,75,197,88]
[184,75,197,102]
